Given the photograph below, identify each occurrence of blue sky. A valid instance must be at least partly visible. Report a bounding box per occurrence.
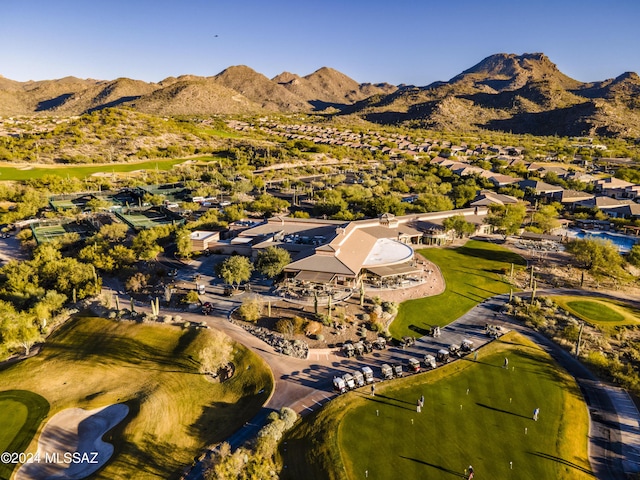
[2,0,639,85]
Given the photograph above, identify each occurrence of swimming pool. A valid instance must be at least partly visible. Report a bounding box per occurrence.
[569,230,639,253]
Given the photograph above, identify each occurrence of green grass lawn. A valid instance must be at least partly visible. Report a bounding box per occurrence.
[0,391,49,479]
[390,240,526,338]
[0,156,223,181]
[0,317,273,479]
[280,332,592,480]
[550,296,640,326]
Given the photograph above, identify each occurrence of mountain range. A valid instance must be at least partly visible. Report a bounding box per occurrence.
[2,53,640,138]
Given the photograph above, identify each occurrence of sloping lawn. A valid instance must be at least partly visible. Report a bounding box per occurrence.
[0,391,50,479]
[0,317,273,479]
[550,295,640,326]
[281,332,592,480]
[391,240,526,337]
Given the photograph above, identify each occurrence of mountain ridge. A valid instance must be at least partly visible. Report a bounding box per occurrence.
[1,53,639,137]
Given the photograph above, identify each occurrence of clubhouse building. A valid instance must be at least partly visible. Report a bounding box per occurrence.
[201,207,490,289]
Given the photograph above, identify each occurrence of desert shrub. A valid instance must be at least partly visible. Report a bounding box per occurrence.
[183,290,200,304]
[238,298,262,322]
[305,321,323,337]
[275,318,295,336]
[291,316,307,334]
[382,301,398,315]
[359,313,371,322]
[316,334,324,342]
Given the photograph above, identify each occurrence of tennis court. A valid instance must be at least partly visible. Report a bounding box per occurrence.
[32,222,95,244]
[116,208,184,230]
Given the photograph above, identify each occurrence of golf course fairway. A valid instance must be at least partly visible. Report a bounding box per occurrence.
[280,332,592,480]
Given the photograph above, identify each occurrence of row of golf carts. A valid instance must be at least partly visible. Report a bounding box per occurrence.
[334,338,477,393]
[333,366,375,393]
[342,337,387,357]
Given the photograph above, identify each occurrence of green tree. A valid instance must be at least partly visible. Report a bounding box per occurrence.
[451,184,477,208]
[199,334,233,375]
[485,203,527,238]
[627,244,640,268]
[96,222,128,243]
[532,205,561,234]
[565,238,625,281]
[255,246,291,278]
[249,194,290,217]
[442,215,476,238]
[217,256,253,290]
[175,227,193,259]
[132,229,164,261]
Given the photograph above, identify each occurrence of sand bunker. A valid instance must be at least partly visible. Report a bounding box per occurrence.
[15,403,129,480]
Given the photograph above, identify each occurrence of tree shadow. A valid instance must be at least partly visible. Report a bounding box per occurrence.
[399,456,467,477]
[409,324,431,336]
[475,402,531,419]
[528,451,594,475]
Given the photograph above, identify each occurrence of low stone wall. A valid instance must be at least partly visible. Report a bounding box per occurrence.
[230,319,309,359]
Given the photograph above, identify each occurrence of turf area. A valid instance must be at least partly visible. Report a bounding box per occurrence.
[0,391,50,479]
[280,332,592,480]
[0,317,273,479]
[0,155,231,182]
[390,240,526,338]
[550,295,640,326]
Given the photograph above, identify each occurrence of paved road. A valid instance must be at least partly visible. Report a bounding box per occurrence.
[110,283,639,480]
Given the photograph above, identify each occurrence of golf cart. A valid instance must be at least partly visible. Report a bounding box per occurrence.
[342,373,356,390]
[393,364,403,378]
[461,339,475,353]
[400,336,415,349]
[333,376,347,393]
[381,363,394,380]
[342,342,355,358]
[353,341,365,356]
[424,354,437,369]
[373,337,387,350]
[353,370,366,387]
[430,326,441,338]
[449,344,461,357]
[363,340,374,354]
[436,349,450,363]
[362,366,374,384]
[408,357,421,373]
[201,302,214,315]
[486,324,504,338]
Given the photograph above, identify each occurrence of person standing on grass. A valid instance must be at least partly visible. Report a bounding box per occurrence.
[503,357,509,369]
[417,399,421,413]
[371,383,375,396]
[533,407,540,421]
